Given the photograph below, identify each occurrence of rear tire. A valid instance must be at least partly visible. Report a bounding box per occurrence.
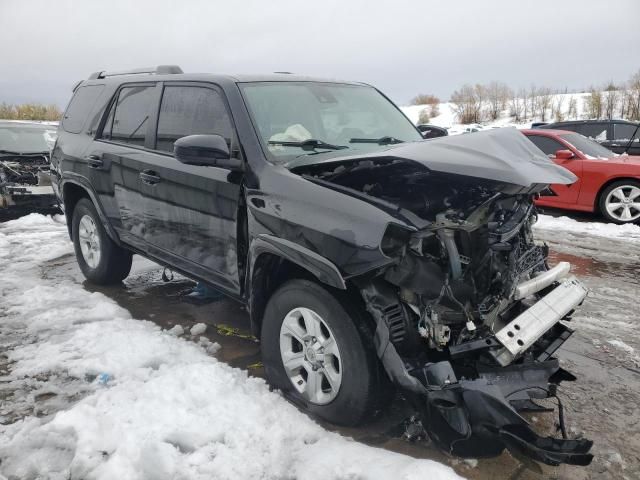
[261,279,391,426]
[598,180,640,224]
[72,198,132,284]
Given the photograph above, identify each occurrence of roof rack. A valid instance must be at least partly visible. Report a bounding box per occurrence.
[88,65,183,80]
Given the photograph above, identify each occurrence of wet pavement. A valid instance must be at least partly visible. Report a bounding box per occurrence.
[17,212,640,479]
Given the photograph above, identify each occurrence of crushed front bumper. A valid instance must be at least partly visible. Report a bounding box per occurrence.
[494,275,588,366]
[414,359,593,466]
[364,271,593,467]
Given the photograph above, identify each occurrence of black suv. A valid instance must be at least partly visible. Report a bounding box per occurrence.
[52,66,593,466]
[539,119,640,155]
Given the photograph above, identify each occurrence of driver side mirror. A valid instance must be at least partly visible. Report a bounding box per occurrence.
[174,134,242,171]
[554,149,575,160]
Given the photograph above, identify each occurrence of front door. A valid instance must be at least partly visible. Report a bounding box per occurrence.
[136,83,242,295]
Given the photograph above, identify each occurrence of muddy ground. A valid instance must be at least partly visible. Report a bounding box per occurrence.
[6,210,640,479]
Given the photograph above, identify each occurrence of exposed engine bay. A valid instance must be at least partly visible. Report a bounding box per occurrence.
[0,154,58,214]
[292,148,593,466]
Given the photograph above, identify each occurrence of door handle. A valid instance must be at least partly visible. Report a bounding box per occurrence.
[85,154,103,169]
[140,170,161,185]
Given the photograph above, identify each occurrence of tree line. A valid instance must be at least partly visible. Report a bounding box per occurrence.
[411,69,640,125]
[0,103,62,121]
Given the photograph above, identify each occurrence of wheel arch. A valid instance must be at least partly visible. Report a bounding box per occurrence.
[247,234,349,337]
[61,178,120,244]
[594,176,640,210]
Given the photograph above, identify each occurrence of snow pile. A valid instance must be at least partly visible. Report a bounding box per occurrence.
[0,215,461,480]
[535,214,640,243]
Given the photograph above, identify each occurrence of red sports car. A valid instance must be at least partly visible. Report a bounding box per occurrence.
[522,129,640,224]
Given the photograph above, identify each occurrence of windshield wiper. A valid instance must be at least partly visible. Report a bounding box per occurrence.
[349,136,404,145]
[268,139,348,151]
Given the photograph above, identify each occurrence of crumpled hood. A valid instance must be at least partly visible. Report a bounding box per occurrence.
[288,127,577,188]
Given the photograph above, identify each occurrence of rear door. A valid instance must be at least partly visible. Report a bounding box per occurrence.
[135,82,243,295]
[92,83,159,251]
[527,134,583,203]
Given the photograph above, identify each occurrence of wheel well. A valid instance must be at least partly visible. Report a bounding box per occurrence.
[249,252,366,338]
[595,177,640,210]
[62,183,90,238]
[249,253,310,337]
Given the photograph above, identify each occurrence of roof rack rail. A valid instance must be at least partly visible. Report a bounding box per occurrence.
[88,65,183,80]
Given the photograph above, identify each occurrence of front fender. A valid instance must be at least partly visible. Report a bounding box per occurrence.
[249,234,346,290]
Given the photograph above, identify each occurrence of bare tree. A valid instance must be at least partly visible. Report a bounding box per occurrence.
[418,108,430,124]
[528,85,538,119]
[0,103,61,121]
[627,71,640,121]
[509,89,525,122]
[603,83,620,119]
[567,97,578,119]
[486,81,511,120]
[585,87,603,118]
[451,84,483,124]
[410,94,440,106]
[551,89,566,122]
[537,87,554,122]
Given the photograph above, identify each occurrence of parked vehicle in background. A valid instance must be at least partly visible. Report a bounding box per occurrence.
[0,120,59,217]
[539,119,640,156]
[51,66,593,467]
[523,128,640,223]
[416,124,448,138]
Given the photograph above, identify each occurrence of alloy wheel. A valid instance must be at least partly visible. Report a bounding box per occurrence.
[279,307,342,405]
[605,185,640,222]
[78,214,102,268]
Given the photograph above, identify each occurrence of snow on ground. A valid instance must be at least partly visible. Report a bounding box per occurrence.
[535,214,640,243]
[0,214,461,480]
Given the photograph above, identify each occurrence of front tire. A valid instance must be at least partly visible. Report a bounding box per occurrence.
[72,198,132,284]
[261,279,389,426]
[598,180,640,224]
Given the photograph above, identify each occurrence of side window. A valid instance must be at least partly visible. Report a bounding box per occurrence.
[100,85,155,146]
[527,135,567,156]
[62,85,105,134]
[155,86,233,153]
[578,123,609,142]
[613,123,640,143]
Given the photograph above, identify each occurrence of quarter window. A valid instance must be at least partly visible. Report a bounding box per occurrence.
[527,135,567,157]
[101,85,155,146]
[155,86,233,153]
[62,85,105,134]
[613,123,640,143]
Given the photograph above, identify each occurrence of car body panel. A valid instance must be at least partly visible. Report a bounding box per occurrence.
[523,129,640,212]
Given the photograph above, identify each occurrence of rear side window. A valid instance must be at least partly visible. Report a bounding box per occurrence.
[101,85,155,146]
[575,123,609,142]
[62,85,105,134]
[527,135,567,156]
[613,123,640,142]
[155,86,233,152]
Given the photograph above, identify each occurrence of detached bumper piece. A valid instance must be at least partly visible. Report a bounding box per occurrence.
[0,185,58,214]
[414,361,593,466]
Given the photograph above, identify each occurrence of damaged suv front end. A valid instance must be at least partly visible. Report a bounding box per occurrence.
[287,128,593,466]
[0,121,59,217]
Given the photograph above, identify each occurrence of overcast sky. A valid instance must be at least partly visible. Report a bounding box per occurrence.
[0,0,638,108]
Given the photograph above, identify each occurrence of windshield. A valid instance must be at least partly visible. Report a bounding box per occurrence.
[0,123,56,153]
[561,132,614,160]
[240,82,422,163]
